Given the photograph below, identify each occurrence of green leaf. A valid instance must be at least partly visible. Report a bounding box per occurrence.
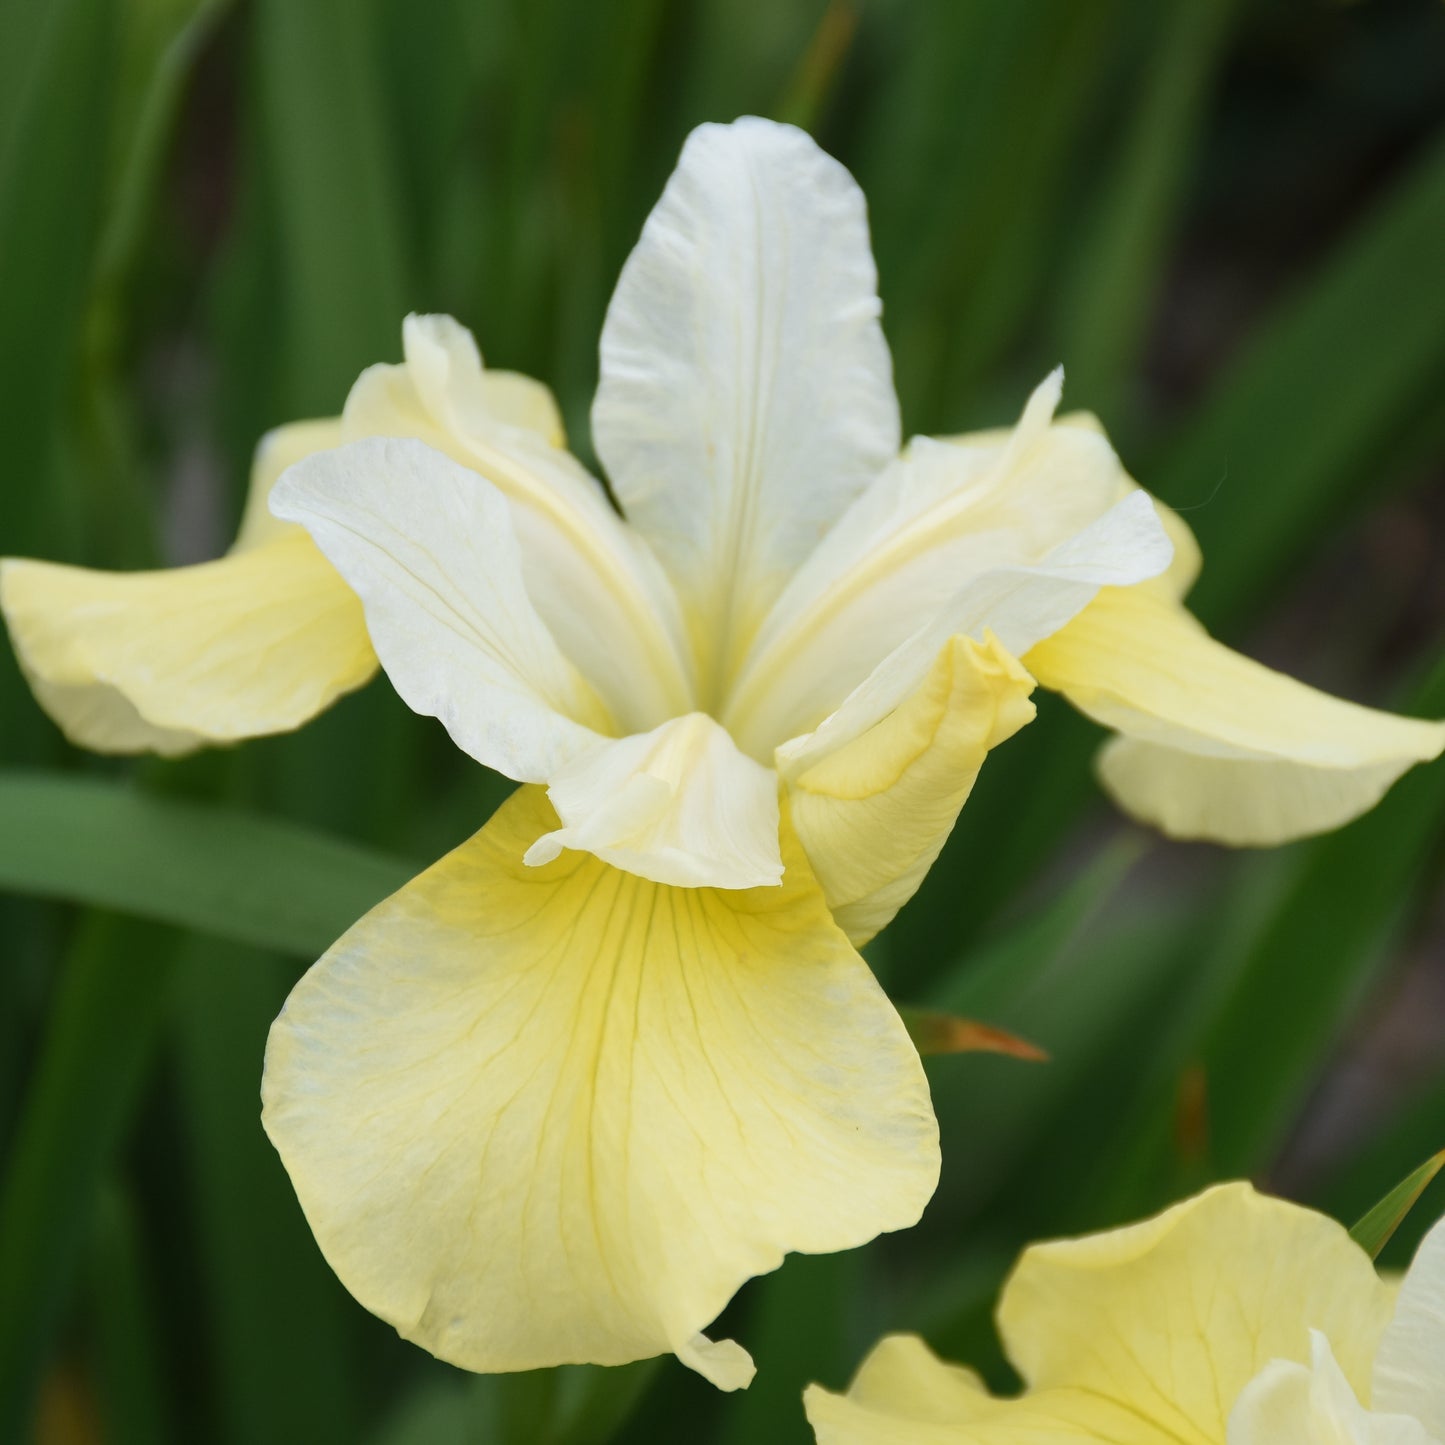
[252,0,410,413]
[1155,129,1445,632]
[0,770,416,957]
[173,942,359,1445]
[0,914,180,1442]
[1056,0,1237,415]
[86,1180,174,1445]
[1350,1150,1445,1261]
[1202,658,1445,1175]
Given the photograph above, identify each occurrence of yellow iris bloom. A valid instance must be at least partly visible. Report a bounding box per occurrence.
[3,118,1442,1388]
[805,1182,1445,1442]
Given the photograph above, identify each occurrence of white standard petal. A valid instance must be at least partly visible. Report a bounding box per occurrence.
[343,314,695,731]
[725,370,1173,757]
[524,712,784,890]
[271,437,610,782]
[594,116,900,691]
[776,490,1172,777]
[1374,1214,1445,1436]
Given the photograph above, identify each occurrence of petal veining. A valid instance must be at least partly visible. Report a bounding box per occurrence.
[271,437,610,782]
[344,313,694,730]
[262,786,939,1390]
[1025,585,1445,845]
[525,711,784,889]
[786,632,1036,945]
[593,117,900,695]
[998,1183,1394,1441]
[726,377,1173,756]
[1,420,373,755]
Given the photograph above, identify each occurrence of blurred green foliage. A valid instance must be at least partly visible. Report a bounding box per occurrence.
[3,0,1445,1441]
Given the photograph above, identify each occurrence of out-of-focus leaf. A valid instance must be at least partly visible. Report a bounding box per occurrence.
[1155,130,1445,632]
[1200,657,1445,1176]
[96,0,231,298]
[775,0,858,132]
[898,1008,1049,1061]
[859,0,1122,430]
[0,915,179,1443]
[252,0,410,412]
[718,1253,859,1445]
[0,771,415,956]
[547,1361,660,1445]
[87,1180,173,1445]
[920,837,1153,1221]
[1057,0,1237,415]
[1350,1149,1445,1260]
[173,943,357,1445]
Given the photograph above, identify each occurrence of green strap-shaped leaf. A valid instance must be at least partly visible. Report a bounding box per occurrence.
[1156,129,1445,632]
[0,770,416,955]
[1350,1150,1445,1261]
[0,916,180,1442]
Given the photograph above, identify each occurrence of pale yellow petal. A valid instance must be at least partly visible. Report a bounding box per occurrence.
[262,786,938,1389]
[785,633,1036,944]
[999,1183,1396,1441]
[1026,586,1445,845]
[235,418,347,551]
[525,712,783,889]
[343,314,694,730]
[0,531,374,754]
[805,1332,1185,1443]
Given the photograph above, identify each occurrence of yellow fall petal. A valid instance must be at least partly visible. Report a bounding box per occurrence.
[784,632,1036,944]
[999,1183,1395,1440]
[235,417,348,550]
[261,785,938,1390]
[1026,585,1445,845]
[805,1334,1182,1443]
[808,1186,1398,1444]
[1,530,374,757]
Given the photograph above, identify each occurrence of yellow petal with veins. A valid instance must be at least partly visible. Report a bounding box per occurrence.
[784,632,1035,944]
[806,1185,1396,1444]
[262,785,938,1390]
[1026,585,1445,845]
[1,522,374,756]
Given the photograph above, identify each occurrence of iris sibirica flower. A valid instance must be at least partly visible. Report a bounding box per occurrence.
[3,118,1442,1387]
[805,1183,1445,1442]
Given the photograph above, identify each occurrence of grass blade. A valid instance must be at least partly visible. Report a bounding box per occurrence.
[1350,1150,1445,1261]
[0,915,179,1441]
[0,771,415,957]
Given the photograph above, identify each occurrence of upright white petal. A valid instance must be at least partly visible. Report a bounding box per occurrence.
[725,373,1171,756]
[524,712,783,890]
[1374,1215,1445,1436]
[272,437,610,782]
[594,117,900,692]
[344,314,695,732]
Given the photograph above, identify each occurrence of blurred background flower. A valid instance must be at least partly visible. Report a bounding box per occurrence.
[2,1,1444,1442]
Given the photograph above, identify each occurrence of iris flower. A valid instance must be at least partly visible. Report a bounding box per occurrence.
[805,1182,1445,1442]
[3,119,1442,1387]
